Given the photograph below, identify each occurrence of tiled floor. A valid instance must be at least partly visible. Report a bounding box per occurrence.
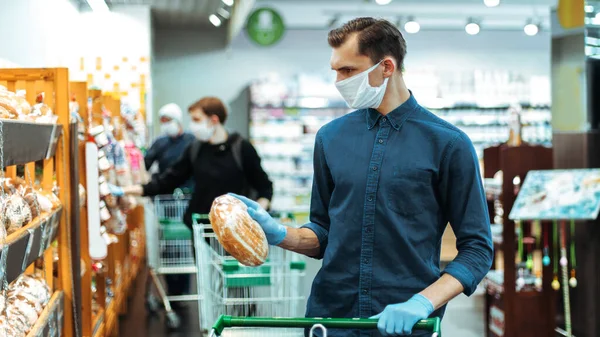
[119,265,487,337]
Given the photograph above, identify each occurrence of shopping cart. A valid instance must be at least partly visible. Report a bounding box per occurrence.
[145,193,199,329]
[208,315,442,337]
[193,212,305,335]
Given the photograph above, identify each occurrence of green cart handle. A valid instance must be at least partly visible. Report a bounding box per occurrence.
[192,213,210,222]
[211,315,441,336]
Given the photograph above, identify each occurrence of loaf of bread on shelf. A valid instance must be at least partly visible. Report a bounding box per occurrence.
[0,87,20,119]
[0,274,52,336]
[23,190,53,217]
[15,91,32,115]
[209,194,268,266]
[37,190,61,209]
[2,194,33,234]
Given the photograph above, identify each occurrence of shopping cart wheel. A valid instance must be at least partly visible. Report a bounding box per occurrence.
[166,311,181,330]
[145,294,161,315]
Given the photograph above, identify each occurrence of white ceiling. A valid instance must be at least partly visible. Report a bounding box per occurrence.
[72,0,559,31]
[73,0,225,28]
[256,0,557,31]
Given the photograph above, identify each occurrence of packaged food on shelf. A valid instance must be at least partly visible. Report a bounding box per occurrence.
[0,87,58,124]
[79,184,86,206]
[2,194,33,234]
[0,274,52,337]
[14,91,32,116]
[0,86,21,119]
[37,190,61,210]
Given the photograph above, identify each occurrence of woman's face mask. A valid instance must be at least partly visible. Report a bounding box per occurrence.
[335,60,388,110]
[190,119,215,141]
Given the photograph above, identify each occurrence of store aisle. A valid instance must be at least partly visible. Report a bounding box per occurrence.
[119,264,200,337]
[121,264,486,337]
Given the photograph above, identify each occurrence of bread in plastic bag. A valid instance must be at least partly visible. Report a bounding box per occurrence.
[3,195,32,234]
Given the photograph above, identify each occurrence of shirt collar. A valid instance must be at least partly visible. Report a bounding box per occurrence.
[366,92,418,130]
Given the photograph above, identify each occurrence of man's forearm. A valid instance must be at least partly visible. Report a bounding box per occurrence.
[278,227,321,257]
[419,274,464,310]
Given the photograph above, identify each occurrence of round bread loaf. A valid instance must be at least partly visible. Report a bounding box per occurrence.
[209,194,268,266]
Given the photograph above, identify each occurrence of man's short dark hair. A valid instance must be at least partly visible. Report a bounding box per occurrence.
[188,96,228,124]
[328,17,407,71]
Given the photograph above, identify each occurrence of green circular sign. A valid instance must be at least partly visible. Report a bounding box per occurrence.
[246,8,285,46]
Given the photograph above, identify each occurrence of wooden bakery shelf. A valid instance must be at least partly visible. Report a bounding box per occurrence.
[70,82,147,337]
[92,310,105,337]
[0,68,76,337]
[1,120,63,166]
[27,291,65,337]
[1,207,63,285]
[105,300,119,337]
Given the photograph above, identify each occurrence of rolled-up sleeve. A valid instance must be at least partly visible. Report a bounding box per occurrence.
[301,132,334,259]
[439,133,494,296]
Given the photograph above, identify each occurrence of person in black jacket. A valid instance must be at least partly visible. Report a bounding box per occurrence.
[120,96,273,306]
[123,96,273,225]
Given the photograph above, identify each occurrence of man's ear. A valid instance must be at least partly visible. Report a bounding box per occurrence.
[382,58,396,77]
[210,115,221,125]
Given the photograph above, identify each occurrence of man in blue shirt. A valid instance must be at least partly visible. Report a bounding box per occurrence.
[233,17,493,337]
[145,103,195,193]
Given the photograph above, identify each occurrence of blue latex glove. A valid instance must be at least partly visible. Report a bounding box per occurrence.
[108,184,124,197]
[228,193,287,245]
[370,294,434,336]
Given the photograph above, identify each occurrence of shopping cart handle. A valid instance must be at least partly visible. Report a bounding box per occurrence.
[211,315,441,336]
[192,213,209,222]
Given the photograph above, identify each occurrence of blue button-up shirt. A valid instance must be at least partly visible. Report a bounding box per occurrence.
[302,94,493,337]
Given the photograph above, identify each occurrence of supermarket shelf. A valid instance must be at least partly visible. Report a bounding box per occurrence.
[105,300,118,337]
[92,310,105,337]
[1,120,62,166]
[26,291,64,337]
[0,207,62,286]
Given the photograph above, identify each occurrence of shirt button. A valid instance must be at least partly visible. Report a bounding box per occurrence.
[367,196,373,201]
[365,227,372,233]
[362,289,369,295]
[378,139,384,144]
[363,258,369,264]
[382,117,387,122]
[372,166,378,171]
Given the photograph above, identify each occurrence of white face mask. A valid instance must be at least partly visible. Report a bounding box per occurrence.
[190,120,215,141]
[335,61,389,110]
[160,120,180,137]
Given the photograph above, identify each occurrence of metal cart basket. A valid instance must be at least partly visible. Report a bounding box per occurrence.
[209,315,442,337]
[145,193,199,329]
[193,213,306,335]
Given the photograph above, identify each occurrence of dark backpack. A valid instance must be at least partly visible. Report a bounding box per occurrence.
[189,134,259,200]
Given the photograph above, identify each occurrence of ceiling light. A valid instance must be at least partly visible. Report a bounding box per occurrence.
[524,21,539,36]
[465,21,480,35]
[86,0,109,12]
[483,0,500,7]
[209,14,222,27]
[404,17,420,34]
[222,0,234,6]
[217,7,230,19]
[375,0,393,5]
